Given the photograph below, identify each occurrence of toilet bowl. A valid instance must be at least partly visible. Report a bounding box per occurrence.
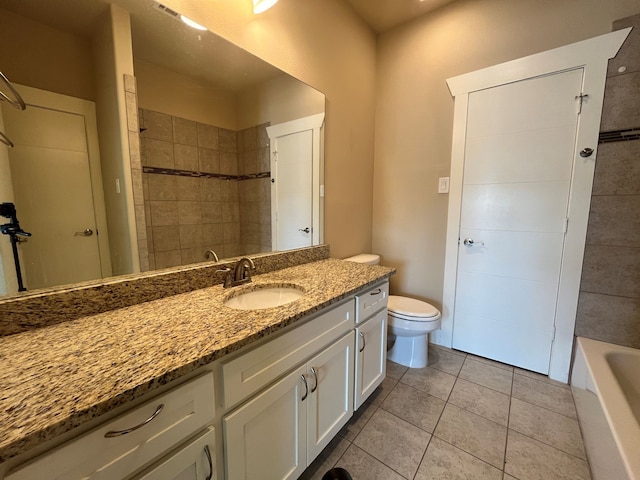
[344,254,441,368]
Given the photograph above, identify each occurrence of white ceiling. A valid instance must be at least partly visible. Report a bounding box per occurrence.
[345,0,458,33]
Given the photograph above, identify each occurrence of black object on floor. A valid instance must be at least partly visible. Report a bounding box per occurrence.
[322,467,353,480]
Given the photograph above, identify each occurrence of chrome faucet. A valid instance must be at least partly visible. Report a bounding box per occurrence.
[204,249,219,262]
[217,257,256,288]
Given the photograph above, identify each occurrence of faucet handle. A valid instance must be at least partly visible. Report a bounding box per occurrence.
[216,267,233,288]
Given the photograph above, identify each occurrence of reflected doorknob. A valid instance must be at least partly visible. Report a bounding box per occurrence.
[74,228,94,237]
[299,227,310,233]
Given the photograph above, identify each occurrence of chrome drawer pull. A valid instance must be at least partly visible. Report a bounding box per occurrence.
[359,332,366,352]
[104,404,164,437]
[204,444,213,480]
[310,367,318,393]
[370,288,382,296]
[301,375,309,401]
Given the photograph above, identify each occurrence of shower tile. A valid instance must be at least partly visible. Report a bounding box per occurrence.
[223,223,240,244]
[505,430,590,480]
[512,373,576,419]
[125,92,138,132]
[219,128,237,152]
[143,110,173,142]
[220,151,238,175]
[427,346,465,376]
[591,141,640,195]
[181,248,203,265]
[129,132,142,170]
[335,444,406,480]
[144,138,174,169]
[257,124,270,148]
[415,437,503,480]
[177,201,202,225]
[198,148,219,174]
[174,144,198,171]
[575,292,640,349]
[608,14,640,76]
[150,201,178,227]
[600,70,640,131]
[131,168,144,205]
[240,150,258,175]
[340,401,377,442]
[200,178,224,202]
[509,398,585,459]
[381,382,445,433]
[138,240,149,272]
[385,359,408,380]
[586,195,640,247]
[434,403,507,469]
[258,147,271,172]
[173,117,197,146]
[240,202,260,224]
[400,366,456,401]
[175,176,200,201]
[448,378,510,426]
[201,202,223,224]
[197,123,219,149]
[459,358,513,394]
[202,224,225,246]
[222,202,240,223]
[153,226,180,252]
[154,249,181,269]
[239,180,259,203]
[179,224,203,249]
[124,74,137,93]
[240,126,258,152]
[354,409,431,479]
[134,205,147,240]
[580,245,640,298]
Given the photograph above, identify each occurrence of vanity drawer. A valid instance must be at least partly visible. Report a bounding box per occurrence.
[222,299,354,409]
[7,373,215,480]
[356,281,389,323]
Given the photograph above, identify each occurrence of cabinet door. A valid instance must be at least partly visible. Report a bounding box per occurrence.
[224,365,307,480]
[307,332,354,461]
[354,309,387,410]
[133,427,215,480]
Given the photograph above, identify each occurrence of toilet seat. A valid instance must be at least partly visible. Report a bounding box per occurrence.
[388,295,440,322]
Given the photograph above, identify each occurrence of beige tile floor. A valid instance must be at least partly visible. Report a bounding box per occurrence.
[300,345,591,480]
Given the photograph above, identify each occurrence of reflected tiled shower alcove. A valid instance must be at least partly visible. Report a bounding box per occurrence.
[138,108,272,270]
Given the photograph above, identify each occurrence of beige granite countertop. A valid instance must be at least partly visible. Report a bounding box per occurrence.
[0,258,393,464]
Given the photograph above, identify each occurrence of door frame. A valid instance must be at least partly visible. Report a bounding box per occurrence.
[266,113,325,249]
[439,29,630,382]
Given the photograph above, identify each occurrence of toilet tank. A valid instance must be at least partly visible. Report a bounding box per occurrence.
[344,254,380,265]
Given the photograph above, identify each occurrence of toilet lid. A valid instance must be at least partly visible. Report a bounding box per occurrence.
[388,295,439,319]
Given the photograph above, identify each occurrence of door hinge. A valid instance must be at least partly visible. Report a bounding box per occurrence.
[563,218,569,234]
[575,93,589,114]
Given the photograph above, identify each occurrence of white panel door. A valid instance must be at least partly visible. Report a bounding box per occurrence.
[452,69,583,373]
[2,103,103,290]
[272,130,313,250]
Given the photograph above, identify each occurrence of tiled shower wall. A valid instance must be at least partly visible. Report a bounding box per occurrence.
[575,14,640,349]
[138,108,271,270]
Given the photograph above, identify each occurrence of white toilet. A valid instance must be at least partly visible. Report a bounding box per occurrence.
[345,254,441,368]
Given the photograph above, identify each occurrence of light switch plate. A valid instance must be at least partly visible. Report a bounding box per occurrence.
[438,177,450,194]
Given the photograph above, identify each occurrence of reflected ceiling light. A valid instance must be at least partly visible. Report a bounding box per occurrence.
[253,0,279,14]
[180,14,207,30]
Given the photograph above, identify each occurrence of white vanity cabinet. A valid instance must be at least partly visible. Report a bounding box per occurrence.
[222,301,355,480]
[354,282,389,409]
[5,374,216,480]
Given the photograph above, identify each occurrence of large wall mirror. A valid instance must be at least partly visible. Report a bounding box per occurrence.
[0,0,325,298]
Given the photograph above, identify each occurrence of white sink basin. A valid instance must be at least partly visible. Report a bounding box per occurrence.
[224,285,305,310]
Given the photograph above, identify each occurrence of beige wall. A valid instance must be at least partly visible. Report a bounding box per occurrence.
[0,7,94,101]
[237,74,325,130]
[373,0,640,305]
[161,0,377,259]
[134,59,238,130]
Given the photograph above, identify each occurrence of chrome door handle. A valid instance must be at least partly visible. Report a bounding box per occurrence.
[298,227,310,233]
[301,374,309,401]
[75,228,94,237]
[463,238,484,247]
[204,445,213,480]
[310,367,318,393]
[358,331,366,352]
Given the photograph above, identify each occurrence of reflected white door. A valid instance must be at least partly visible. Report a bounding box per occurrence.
[272,130,313,251]
[2,103,103,290]
[452,69,583,373]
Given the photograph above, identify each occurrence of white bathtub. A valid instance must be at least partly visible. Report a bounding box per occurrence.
[571,337,640,480]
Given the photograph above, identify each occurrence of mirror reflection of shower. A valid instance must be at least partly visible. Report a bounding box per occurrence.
[0,202,31,292]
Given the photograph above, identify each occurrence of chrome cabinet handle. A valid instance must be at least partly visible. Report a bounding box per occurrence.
[74,228,94,237]
[204,445,213,480]
[301,375,309,401]
[358,332,366,353]
[310,367,318,393]
[104,404,164,437]
[370,288,382,296]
